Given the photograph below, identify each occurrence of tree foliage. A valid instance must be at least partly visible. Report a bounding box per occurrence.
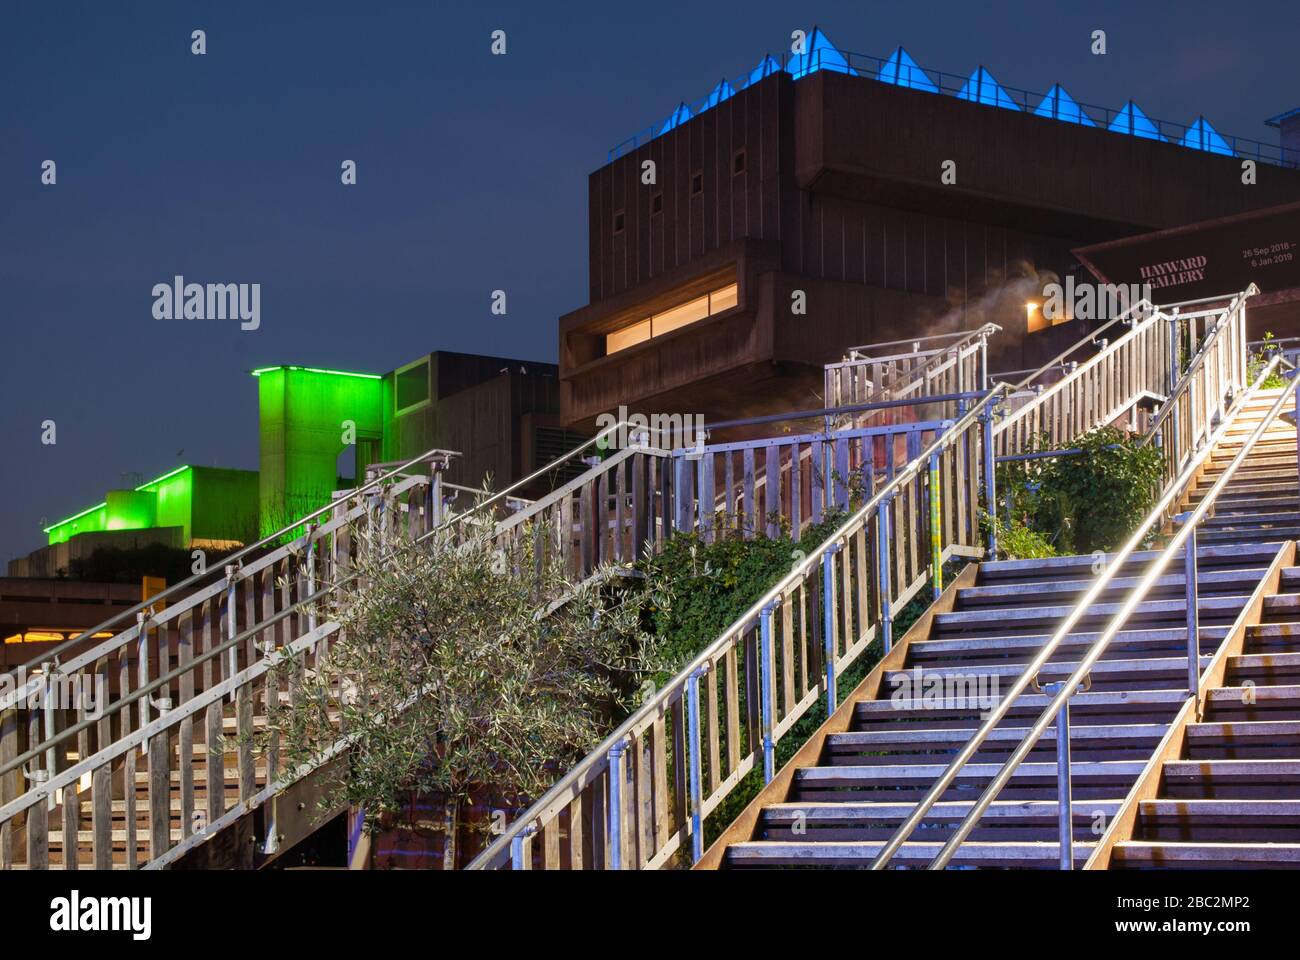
[998,425,1164,555]
[267,514,667,859]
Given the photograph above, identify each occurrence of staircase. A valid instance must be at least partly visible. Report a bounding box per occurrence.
[1096,387,1300,869]
[1,329,1006,870]
[704,543,1278,868]
[469,289,1270,871]
[704,379,1299,869]
[1188,388,1299,545]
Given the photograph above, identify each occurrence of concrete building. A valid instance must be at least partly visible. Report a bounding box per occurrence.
[558,30,1300,432]
[11,352,578,574]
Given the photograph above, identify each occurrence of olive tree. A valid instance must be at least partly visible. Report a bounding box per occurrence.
[268,511,667,867]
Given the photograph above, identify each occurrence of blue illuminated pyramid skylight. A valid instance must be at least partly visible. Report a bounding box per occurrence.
[877,47,938,93]
[956,66,1021,110]
[1033,84,1095,126]
[1109,101,1165,141]
[1180,116,1234,156]
[745,54,782,88]
[659,102,692,135]
[787,27,857,79]
[705,79,735,108]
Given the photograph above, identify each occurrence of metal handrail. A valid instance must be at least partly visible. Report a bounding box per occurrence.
[1009,298,1154,393]
[6,417,653,684]
[871,351,1289,869]
[843,323,1000,360]
[10,448,454,678]
[466,384,1009,869]
[1143,286,1256,444]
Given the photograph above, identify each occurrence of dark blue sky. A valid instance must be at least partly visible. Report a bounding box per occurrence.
[3,0,1296,559]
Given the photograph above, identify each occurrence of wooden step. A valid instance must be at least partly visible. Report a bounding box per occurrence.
[1161,758,1300,799]
[1112,840,1300,869]
[1186,719,1300,758]
[1224,652,1300,686]
[825,723,1166,766]
[1134,798,1300,842]
[906,626,1228,666]
[955,569,1265,608]
[933,595,1250,637]
[855,688,1185,731]
[756,799,1122,843]
[1203,683,1300,722]
[725,839,1096,868]
[792,759,1145,802]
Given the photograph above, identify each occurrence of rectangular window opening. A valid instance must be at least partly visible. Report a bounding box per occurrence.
[603,279,739,356]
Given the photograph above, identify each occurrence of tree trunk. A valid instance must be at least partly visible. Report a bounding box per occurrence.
[442,799,458,870]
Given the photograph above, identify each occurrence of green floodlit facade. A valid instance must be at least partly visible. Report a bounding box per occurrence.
[255,365,388,536]
[44,465,258,547]
[31,354,566,565]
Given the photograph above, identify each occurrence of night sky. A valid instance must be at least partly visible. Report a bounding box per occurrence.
[3,0,1296,560]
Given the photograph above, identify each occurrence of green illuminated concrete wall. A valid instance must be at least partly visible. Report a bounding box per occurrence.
[44,466,258,547]
[255,367,385,536]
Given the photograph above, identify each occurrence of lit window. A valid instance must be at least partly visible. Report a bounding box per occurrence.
[710,283,738,314]
[606,318,652,354]
[652,295,709,336]
[604,280,739,355]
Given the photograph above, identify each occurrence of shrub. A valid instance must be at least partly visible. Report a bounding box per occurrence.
[999,425,1164,555]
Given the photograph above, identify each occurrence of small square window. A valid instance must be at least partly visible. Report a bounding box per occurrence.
[690,172,703,195]
[651,193,663,215]
[733,151,746,175]
[613,210,625,233]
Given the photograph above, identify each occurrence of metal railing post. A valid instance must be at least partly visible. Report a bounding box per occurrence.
[224,564,239,703]
[876,496,894,654]
[1168,310,1182,465]
[305,521,318,634]
[928,451,943,599]
[509,822,537,871]
[1038,679,1076,870]
[981,405,997,557]
[1055,696,1074,870]
[759,606,776,784]
[136,611,150,729]
[822,544,841,712]
[686,667,706,861]
[1175,512,1200,697]
[607,739,629,870]
[41,662,56,794]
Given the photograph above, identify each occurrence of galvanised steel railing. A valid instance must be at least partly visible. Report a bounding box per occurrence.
[825,325,998,425]
[871,351,1292,870]
[993,299,1169,460]
[468,389,1005,870]
[0,418,672,869]
[609,45,1296,168]
[470,302,1211,869]
[1142,287,1255,490]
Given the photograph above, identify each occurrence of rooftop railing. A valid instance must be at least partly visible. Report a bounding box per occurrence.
[609,46,1296,169]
